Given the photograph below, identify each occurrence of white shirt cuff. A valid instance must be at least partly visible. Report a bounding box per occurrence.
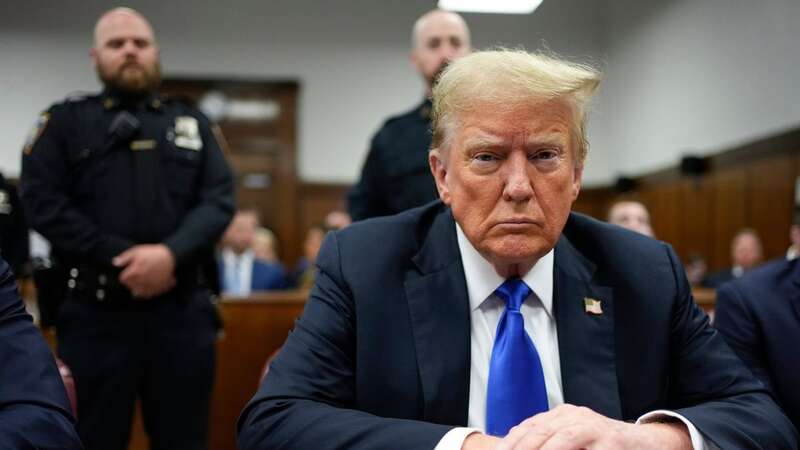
[637,410,719,450]
[434,427,482,450]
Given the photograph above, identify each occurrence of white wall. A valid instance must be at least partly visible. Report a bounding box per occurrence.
[592,0,800,180]
[0,0,606,184]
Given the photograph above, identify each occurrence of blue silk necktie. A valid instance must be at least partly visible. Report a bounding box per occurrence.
[486,278,549,436]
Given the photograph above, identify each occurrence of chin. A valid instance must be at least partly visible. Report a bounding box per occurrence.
[485,237,550,264]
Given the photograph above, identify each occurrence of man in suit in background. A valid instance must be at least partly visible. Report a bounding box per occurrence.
[347,9,471,220]
[219,209,286,295]
[715,243,800,430]
[238,50,796,450]
[0,258,82,449]
[703,228,763,288]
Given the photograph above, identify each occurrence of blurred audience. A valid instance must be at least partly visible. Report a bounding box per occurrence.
[253,227,280,264]
[606,200,654,237]
[703,228,763,288]
[684,253,708,288]
[291,211,350,289]
[292,225,326,290]
[219,209,287,296]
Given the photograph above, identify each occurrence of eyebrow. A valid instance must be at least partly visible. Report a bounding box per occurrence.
[461,131,567,150]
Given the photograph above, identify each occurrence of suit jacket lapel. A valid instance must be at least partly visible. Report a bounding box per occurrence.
[404,207,471,426]
[554,236,622,419]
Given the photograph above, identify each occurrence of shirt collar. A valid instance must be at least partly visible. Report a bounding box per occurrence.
[455,222,554,316]
[222,247,254,265]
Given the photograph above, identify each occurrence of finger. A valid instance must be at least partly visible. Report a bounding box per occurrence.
[112,248,137,267]
[537,423,596,450]
[502,423,553,450]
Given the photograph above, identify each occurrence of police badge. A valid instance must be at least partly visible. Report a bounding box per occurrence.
[173,116,203,151]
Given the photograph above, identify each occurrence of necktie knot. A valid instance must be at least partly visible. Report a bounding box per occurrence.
[494,278,531,311]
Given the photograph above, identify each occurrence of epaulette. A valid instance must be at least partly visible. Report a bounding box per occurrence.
[63,91,95,104]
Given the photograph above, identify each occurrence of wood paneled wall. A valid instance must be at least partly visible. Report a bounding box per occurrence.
[577,129,800,271]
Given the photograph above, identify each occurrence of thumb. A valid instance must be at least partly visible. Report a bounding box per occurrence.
[113,248,136,267]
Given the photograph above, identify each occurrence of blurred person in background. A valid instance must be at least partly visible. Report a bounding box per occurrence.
[703,228,763,288]
[219,210,287,295]
[347,9,472,220]
[606,200,654,238]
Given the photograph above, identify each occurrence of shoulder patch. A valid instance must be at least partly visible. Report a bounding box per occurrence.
[22,112,50,155]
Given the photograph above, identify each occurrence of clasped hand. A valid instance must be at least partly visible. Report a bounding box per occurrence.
[112,244,176,299]
[464,404,692,450]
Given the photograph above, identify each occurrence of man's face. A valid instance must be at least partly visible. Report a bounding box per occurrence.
[91,12,161,94]
[608,202,654,237]
[430,100,582,273]
[410,12,471,88]
[732,233,762,269]
[222,213,258,254]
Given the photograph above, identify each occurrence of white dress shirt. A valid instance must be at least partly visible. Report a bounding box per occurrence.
[222,248,254,296]
[434,224,715,450]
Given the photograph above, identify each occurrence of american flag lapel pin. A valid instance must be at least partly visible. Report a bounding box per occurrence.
[584,297,603,315]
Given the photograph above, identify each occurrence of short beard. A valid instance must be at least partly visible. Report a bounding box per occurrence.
[98,60,162,95]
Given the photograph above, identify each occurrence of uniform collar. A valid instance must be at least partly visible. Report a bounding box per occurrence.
[101,88,164,112]
[418,98,432,120]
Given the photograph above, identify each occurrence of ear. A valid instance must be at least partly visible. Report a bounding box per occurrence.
[571,163,583,202]
[89,47,99,69]
[429,148,451,205]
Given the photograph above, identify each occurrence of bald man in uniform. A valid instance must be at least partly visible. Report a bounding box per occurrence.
[21,8,234,450]
[347,9,472,220]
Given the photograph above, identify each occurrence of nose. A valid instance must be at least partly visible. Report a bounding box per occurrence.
[502,152,534,202]
[122,40,139,57]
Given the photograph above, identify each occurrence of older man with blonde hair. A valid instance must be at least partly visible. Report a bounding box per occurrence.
[238,50,796,450]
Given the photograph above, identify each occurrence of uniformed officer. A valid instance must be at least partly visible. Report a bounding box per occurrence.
[20,8,234,450]
[347,9,472,221]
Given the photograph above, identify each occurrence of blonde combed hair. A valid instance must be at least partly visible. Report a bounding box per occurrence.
[430,48,602,164]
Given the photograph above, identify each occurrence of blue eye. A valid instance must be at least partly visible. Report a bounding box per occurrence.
[532,150,558,160]
[475,153,497,162]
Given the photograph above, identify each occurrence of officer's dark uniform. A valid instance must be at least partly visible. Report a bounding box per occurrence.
[347,99,439,221]
[20,89,235,450]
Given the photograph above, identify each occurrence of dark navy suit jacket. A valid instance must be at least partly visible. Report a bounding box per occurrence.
[238,202,797,449]
[715,257,800,432]
[0,259,83,449]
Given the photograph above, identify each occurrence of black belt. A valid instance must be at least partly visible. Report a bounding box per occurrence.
[66,265,133,303]
[65,264,206,303]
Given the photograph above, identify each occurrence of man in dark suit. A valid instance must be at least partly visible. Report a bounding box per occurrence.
[0,258,83,449]
[703,228,763,288]
[218,210,287,295]
[715,256,800,431]
[238,50,797,449]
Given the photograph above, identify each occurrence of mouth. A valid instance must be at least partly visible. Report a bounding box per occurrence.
[492,218,539,231]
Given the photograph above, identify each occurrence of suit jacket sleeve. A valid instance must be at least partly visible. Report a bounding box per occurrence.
[0,260,82,449]
[237,232,453,450]
[660,246,797,449]
[714,281,775,392]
